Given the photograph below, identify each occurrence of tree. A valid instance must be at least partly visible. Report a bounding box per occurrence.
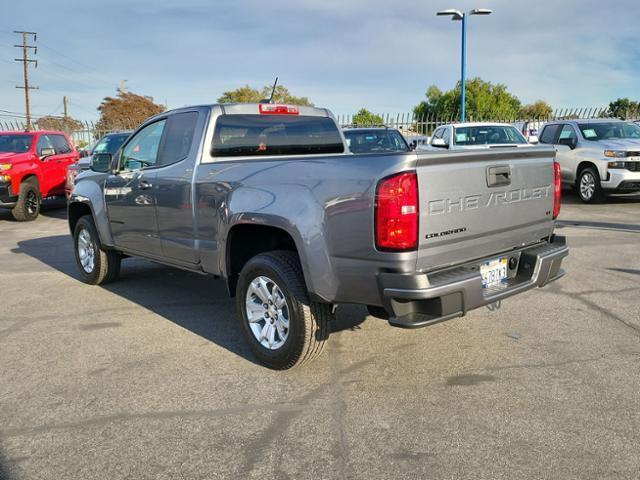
[608,98,639,119]
[519,100,553,119]
[352,108,384,126]
[413,78,522,121]
[96,90,165,133]
[217,84,313,106]
[36,115,83,133]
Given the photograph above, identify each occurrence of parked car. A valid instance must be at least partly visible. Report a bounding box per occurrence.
[420,123,537,151]
[68,103,567,369]
[514,120,544,140]
[538,119,640,202]
[343,127,410,153]
[66,131,132,197]
[0,130,79,220]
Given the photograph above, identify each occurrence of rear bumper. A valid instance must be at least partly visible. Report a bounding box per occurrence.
[602,169,640,191]
[0,182,17,208]
[379,235,568,328]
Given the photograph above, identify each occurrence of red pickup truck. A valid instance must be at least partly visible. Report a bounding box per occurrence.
[0,131,79,221]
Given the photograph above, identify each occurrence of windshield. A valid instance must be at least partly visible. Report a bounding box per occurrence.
[578,122,640,141]
[454,126,527,146]
[92,133,130,155]
[343,129,409,153]
[0,134,33,153]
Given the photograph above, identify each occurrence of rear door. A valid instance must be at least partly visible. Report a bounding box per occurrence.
[153,111,201,265]
[48,134,78,194]
[554,124,580,183]
[415,147,557,272]
[35,134,61,195]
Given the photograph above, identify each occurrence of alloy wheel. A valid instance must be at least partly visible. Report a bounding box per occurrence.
[77,228,96,273]
[245,275,290,350]
[580,172,596,201]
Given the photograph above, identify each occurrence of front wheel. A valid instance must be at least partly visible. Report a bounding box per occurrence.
[577,167,605,203]
[11,179,41,221]
[237,250,333,369]
[73,215,121,285]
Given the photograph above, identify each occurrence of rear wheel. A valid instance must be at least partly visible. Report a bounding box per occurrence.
[11,179,41,221]
[577,167,605,203]
[236,250,333,369]
[73,215,121,285]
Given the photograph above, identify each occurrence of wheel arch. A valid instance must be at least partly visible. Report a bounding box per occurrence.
[224,222,310,298]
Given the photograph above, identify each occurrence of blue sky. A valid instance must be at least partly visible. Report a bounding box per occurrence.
[1,0,639,122]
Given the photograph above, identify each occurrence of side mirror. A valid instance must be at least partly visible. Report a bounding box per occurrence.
[558,137,576,149]
[39,147,56,159]
[528,135,539,145]
[431,138,448,148]
[90,153,112,173]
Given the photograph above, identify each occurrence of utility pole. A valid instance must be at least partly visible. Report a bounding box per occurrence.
[14,31,38,130]
[63,96,68,119]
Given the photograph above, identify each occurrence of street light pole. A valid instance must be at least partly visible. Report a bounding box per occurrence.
[437,8,492,123]
[461,13,467,123]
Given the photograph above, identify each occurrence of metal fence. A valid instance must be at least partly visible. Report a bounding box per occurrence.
[336,106,640,138]
[2,106,640,143]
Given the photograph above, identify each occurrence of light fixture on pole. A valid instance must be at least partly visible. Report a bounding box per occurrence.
[437,8,492,122]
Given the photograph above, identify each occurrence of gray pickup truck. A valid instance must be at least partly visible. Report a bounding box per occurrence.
[68,103,568,369]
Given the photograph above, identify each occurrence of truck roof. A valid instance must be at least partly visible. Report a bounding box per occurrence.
[0,130,70,135]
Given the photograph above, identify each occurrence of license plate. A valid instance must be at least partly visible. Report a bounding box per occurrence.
[480,257,508,288]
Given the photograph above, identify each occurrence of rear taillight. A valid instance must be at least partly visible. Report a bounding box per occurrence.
[375,171,419,251]
[259,104,299,115]
[553,161,561,219]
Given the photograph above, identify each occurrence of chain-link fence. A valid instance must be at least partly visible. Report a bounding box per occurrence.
[2,106,640,144]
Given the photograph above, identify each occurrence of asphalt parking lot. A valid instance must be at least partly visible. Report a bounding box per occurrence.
[1,191,639,480]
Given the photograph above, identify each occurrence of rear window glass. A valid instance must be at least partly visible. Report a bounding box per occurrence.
[212,115,344,157]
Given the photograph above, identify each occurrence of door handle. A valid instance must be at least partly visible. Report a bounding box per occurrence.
[139,180,153,190]
[487,166,511,187]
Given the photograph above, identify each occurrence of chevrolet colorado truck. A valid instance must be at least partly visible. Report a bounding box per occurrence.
[538,119,640,202]
[0,130,79,220]
[68,103,568,369]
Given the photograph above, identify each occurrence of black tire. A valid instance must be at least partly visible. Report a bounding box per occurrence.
[577,167,605,203]
[73,215,121,285]
[11,178,41,221]
[236,250,333,370]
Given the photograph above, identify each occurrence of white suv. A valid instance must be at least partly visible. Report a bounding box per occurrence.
[538,119,640,203]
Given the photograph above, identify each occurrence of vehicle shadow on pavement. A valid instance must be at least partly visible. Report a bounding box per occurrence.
[0,443,14,480]
[13,235,369,365]
[561,189,640,205]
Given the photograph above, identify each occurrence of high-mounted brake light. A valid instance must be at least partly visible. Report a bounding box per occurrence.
[259,104,299,115]
[553,161,561,219]
[375,171,419,251]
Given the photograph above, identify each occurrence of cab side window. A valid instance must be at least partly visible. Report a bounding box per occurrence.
[50,134,72,154]
[442,127,451,147]
[431,128,443,144]
[157,112,198,167]
[539,124,560,144]
[558,125,577,147]
[121,120,166,171]
[36,135,55,156]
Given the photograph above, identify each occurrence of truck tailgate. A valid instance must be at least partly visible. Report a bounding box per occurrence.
[415,146,557,272]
